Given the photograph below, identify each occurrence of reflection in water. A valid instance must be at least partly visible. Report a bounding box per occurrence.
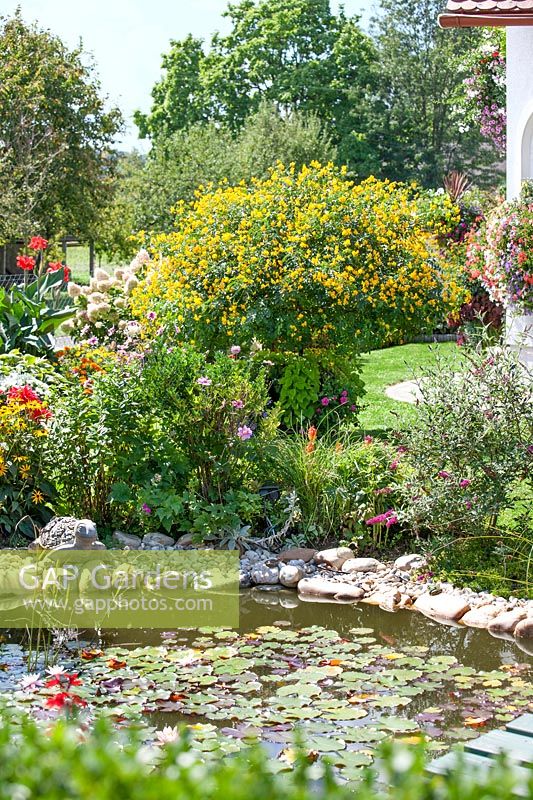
[104,588,532,669]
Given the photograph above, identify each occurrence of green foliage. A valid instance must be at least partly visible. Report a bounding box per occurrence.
[0,714,527,800]
[0,271,74,357]
[278,357,321,426]
[368,0,495,186]
[0,11,122,242]
[266,423,403,544]
[0,351,61,395]
[398,338,533,538]
[135,0,377,175]
[102,103,337,247]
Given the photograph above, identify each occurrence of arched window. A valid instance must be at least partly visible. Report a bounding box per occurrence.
[522,113,533,182]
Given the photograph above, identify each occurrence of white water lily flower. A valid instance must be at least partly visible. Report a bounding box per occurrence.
[46,665,68,676]
[155,726,180,745]
[19,673,43,691]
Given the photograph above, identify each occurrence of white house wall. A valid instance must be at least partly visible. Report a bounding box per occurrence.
[507,26,533,200]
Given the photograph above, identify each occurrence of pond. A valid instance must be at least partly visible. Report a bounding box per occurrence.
[0,589,531,780]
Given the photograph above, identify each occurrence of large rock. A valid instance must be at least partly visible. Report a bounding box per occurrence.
[460,604,503,628]
[174,533,195,549]
[414,592,470,622]
[251,563,280,585]
[314,547,355,570]
[30,517,105,551]
[279,564,304,588]
[142,532,175,548]
[394,554,426,572]
[514,617,533,639]
[298,576,364,601]
[488,609,527,636]
[276,548,316,563]
[341,557,383,574]
[113,531,142,549]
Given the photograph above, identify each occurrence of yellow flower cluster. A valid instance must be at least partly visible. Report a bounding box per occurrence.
[132,163,463,352]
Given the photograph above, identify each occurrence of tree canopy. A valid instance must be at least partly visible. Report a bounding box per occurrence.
[0,11,122,243]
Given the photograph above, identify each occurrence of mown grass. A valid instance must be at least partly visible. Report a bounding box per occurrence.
[65,246,126,285]
[358,341,458,434]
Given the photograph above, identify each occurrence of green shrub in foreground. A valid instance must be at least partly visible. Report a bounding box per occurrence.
[0,715,528,800]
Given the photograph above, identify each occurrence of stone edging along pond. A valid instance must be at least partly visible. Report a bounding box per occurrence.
[236,544,533,656]
[113,531,533,652]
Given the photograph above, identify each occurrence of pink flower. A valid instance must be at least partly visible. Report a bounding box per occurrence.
[339,396,348,405]
[231,400,244,409]
[350,405,357,412]
[438,470,452,479]
[465,500,473,510]
[197,377,212,386]
[237,425,253,441]
[321,397,330,407]
[363,435,373,445]
[142,504,152,515]
[230,345,241,356]
[147,311,157,321]
[366,509,398,528]
[459,478,471,488]
[389,460,399,472]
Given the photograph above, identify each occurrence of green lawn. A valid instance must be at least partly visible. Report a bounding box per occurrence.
[65,246,127,285]
[358,341,458,434]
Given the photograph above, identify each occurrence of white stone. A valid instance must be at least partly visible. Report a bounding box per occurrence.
[142,532,175,548]
[314,547,355,570]
[394,554,426,572]
[298,576,364,601]
[279,564,304,588]
[341,557,383,573]
[460,605,502,629]
[113,531,142,549]
[414,593,470,622]
[251,563,280,585]
[514,617,533,640]
[488,609,527,636]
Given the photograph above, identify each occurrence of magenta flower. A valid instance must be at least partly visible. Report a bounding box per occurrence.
[339,396,348,405]
[350,404,357,412]
[321,397,330,407]
[197,377,212,386]
[363,435,373,445]
[366,509,397,528]
[389,460,399,472]
[465,500,473,510]
[147,311,157,321]
[237,425,253,441]
[459,478,471,488]
[142,504,152,515]
[438,470,452,479]
[231,399,244,409]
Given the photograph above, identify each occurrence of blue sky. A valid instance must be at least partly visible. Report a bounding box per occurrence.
[1,0,370,150]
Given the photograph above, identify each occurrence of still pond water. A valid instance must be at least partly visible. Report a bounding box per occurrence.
[1,588,531,779]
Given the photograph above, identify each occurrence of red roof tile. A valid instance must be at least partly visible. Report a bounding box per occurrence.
[440,0,533,25]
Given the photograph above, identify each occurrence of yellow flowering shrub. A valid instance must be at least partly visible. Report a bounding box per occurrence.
[133,163,463,352]
[0,385,52,541]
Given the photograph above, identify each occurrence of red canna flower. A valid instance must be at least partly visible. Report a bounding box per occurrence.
[28,236,49,251]
[16,255,36,272]
[47,262,71,282]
